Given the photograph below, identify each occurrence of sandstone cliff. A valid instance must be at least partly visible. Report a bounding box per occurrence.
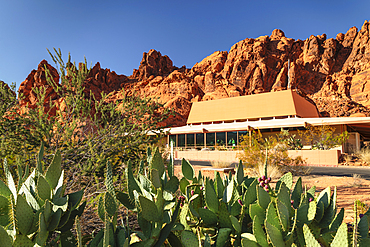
[18,20,370,127]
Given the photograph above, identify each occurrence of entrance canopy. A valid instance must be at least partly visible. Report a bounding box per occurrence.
[167,117,370,138]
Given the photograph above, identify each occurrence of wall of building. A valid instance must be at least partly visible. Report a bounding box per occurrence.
[174,149,340,166]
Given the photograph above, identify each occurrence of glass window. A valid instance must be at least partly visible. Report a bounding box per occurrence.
[178,134,185,147]
[216,132,226,146]
[206,133,215,146]
[238,131,248,144]
[187,134,195,147]
[169,135,177,147]
[227,131,237,147]
[196,133,204,147]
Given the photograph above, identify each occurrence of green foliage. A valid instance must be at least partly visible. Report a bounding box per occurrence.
[0,49,173,175]
[298,124,349,150]
[88,146,181,247]
[238,130,307,175]
[0,144,85,246]
[176,154,365,247]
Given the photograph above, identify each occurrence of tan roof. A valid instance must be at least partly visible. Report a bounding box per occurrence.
[187,90,319,124]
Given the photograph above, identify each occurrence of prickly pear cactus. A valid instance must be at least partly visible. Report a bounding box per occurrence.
[89,146,181,246]
[0,143,85,246]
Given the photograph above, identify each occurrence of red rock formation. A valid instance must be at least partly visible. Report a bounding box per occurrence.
[18,20,370,127]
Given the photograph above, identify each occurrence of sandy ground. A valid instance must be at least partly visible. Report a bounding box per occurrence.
[174,164,370,223]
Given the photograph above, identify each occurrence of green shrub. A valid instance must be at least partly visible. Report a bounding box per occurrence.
[0,49,173,175]
[298,124,349,150]
[237,130,307,176]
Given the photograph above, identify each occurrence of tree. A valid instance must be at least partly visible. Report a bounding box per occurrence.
[0,49,173,174]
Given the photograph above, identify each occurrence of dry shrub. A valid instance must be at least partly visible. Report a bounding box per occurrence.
[349,174,363,187]
[211,160,233,168]
[356,148,370,164]
[245,161,283,179]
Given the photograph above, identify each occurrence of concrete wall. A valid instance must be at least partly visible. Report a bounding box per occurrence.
[174,150,241,162]
[287,150,340,166]
[174,149,340,166]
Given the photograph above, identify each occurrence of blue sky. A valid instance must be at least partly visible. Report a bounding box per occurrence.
[1,1,369,89]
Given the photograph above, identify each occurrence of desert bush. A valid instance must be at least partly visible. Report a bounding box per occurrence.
[0,49,173,175]
[298,124,349,150]
[356,148,370,164]
[210,160,233,168]
[237,130,307,175]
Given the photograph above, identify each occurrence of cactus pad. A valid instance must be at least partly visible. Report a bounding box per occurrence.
[250,203,266,223]
[0,195,10,226]
[229,215,241,233]
[265,220,285,247]
[150,168,161,188]
[218,202,233,229]
[0,179,12,198]
[291,177,302,209]
[252,215,268,247]
[15,194,35,235]
[0,226,11,246]
[181,230,199,247]
[215,172,225,199]
[266,202,282,232]
[181,159,194,180]
[179,177,190,195]
[330,222,348,247]
[13,234,34,247]
[105,161,115,194]
[164,176,179,194]
[277,172,293,189]
[47,208,62,231]
[257,185,270,209]
[236,161,244,185]
[126,161,142,200]
[303,224,321,247]
[216,228,232,247]
[205,179,219,213]
[243,179,257,207]
[45,150,62,190]
[150,147,165,177]
[277,199,289,231]
[139,195,161,222]
[37,175,51,201]
[104,191,117,217]
[116,191,135,210]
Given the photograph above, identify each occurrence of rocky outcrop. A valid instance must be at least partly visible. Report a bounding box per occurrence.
[17,20,370,127]
[130,49,185,81]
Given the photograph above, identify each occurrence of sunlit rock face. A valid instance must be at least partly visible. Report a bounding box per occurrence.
[19,21,370,127]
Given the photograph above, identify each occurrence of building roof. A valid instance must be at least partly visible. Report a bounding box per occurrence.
[167,117,370,137]
[187,90,319,124]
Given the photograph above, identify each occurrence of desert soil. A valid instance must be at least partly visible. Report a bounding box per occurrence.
[174,164,370,223]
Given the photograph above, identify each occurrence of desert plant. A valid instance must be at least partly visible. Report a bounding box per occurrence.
[210,161,233,169]
[246,160,283,179]
[0,49,173,175]
[238,130,306,175]
[298,124,349,150]
[97,146,182,246]
[84,162,130,247]
[356,148,370,164]
[0,143,85,246]
[177,155,336,246]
